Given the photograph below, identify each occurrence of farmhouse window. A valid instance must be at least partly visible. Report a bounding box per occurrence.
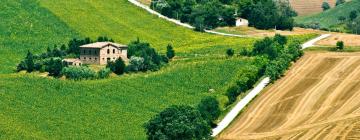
[113,49,115,54]
[107,49,110,54]
[84,57,86,60]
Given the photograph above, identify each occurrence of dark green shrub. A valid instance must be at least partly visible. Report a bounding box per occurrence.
[322,2,331,11]
[166,44,175,59]
[127,39,164,71]
[144,105,211,140]
[62,66,97,80]
[98,68,111,79]
[197,97,221,126]
[45,58,65,77]
[107,58,125,75]
[336,41,344,50]
[226,48,235,57]
[226,85,240,104]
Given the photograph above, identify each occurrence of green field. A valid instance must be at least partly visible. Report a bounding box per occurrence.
[0,0,258,139]
[295,0,360,29]
[0,0,316,139]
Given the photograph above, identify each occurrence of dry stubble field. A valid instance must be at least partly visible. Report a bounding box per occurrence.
[219,52,360,140]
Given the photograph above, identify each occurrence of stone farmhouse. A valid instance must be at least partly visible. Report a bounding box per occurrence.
[79,42,128,65]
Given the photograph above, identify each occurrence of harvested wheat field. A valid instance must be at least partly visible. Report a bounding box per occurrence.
[316,33,360,47]
[219,52,360,140]
[289,0,336,16]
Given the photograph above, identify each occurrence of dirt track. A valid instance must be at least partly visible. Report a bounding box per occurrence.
[219,52,360,140]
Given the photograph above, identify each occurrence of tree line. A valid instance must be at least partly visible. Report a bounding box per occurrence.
[144,34,304,139]
[151,0,296,31]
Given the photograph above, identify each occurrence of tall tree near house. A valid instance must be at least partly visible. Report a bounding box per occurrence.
[106,58,126,75]
[25,51,34,72]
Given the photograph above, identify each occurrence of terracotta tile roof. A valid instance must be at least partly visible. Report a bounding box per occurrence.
[80,42,127,48]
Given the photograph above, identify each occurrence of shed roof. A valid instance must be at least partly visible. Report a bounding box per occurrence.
[80,42,127,49]
[63,58,82,63]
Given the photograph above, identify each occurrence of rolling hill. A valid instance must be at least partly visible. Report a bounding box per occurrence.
[289,0,336,16]
[295,0,360,29]
[0,0,259,139]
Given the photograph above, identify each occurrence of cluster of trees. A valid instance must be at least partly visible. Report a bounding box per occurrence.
[17,36,114,74]
[17,37,175,80]
[226,65,264,104]
[225,34,303,104]
[254,35,303,81]
[126,39,175,72]
[17,51,66,77]
[144,97,220,139]
[151,0,296,31]
[337,10,360,34]
[151,0,236,31]
[68,36,114,56]
[245,0,297,30]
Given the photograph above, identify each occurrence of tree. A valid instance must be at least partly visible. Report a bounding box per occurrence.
[144,105,211,140]
[226,85,239,104]
[25,51,35,72]
[336,41,344,50]
[226,48,235,57]
[338,16,346,22]
[197,97,221,126]
[127,39,163,71]
[322,2,331,11]
[98,68,112,79]
[106,58,126,75]
[273,34,287,46]
[127,56,145,72]
[248,0,278,30]
[45,58,64,77]
[350,10,358,21]
[336,0,345,6]
[166,44,175,59]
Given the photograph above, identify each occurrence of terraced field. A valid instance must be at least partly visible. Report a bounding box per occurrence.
[289,0,336,16]
[219,52,360,140]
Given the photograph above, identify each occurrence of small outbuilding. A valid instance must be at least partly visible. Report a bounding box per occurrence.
[236,18,249,27]
[63,58,83,66]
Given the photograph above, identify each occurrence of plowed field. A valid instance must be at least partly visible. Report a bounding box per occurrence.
[219,52,360,140]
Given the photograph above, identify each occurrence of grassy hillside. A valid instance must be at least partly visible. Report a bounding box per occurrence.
[0,0,80,74]
[0,0,260,139]
[295,0,360,29]
[0,57,255,139]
